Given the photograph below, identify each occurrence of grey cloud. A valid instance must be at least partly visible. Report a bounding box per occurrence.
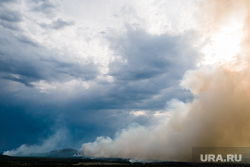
[0,6,22,31]
[0,29,99,87]
[31,0,57,16]
[51,19,74,29]
[108,28,199,81]
[2,75,34,87]
[0,21,21,30]
[0,0,16,5]
[40,58,98,81]
[40,19,74,30]
[0,8,22,22]
[52,28,200,113]
[17,36,40,47]
[82,28,200,110]
[0,25,199,111]
[0,55,42,83]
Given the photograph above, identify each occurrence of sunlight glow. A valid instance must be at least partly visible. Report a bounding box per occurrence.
[200,18,244,69]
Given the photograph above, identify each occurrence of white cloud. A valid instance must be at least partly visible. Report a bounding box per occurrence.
[129,110,147,117]
[32,79,89,94]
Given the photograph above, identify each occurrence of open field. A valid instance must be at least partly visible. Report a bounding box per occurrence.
[0,155,189,167]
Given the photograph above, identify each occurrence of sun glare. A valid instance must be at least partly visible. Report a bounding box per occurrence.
[200,18,245,69]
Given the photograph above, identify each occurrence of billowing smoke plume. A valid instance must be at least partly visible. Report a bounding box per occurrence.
[3,129,67,156]
[79,0,250,161]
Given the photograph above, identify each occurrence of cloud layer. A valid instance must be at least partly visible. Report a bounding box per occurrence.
[2,0,249,162]
[0,0,200,154]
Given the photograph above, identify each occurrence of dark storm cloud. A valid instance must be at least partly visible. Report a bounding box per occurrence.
[40,58,98,81]
[2,75,34,87]
[28,29,200,147]
[0,22,200,153]
[84,78,191,112]
[108,28,199,81]
[88,27,200,110]
[50,28,200,113]
[0,104,55,153]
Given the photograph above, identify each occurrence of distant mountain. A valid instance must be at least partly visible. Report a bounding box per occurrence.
[29,148,78,158]
[0,154,10,158]
[48,148,78,158]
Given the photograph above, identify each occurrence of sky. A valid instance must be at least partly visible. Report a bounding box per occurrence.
[1,0,250,162]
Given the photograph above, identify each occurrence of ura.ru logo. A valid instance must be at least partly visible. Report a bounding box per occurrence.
[200,154,242,162]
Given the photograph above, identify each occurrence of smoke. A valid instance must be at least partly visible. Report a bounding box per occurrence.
[79,66,250,161]
[79,0,250,162]
[3,129,67,156]
[199,0,250,52]
[80,99,192,161]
